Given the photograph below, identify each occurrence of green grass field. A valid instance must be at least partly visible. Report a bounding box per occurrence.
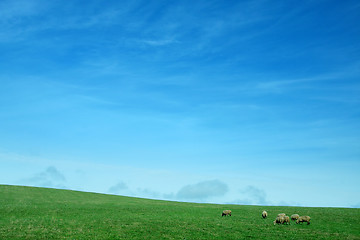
[1,185,359,239]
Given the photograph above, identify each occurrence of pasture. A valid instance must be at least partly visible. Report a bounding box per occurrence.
[0,185,359,239]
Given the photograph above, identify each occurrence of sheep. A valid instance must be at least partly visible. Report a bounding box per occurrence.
[222,210,232,217]
[296,216,311,225]
[273,216,285,225]
[291,214,300,221]
[283,216,290,225]
[262,210,268,219]
[277,213,286,217]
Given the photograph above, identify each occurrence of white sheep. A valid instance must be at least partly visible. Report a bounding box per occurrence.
[273,216,285,225]
[296,216,311,225]
[222,210,232,216]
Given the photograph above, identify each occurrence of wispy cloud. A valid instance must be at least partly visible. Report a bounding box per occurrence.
[137,39,179,46]
[0,1,136,42]
[1,0,359,208]
[256,72,359,92]
[0,0,44,20]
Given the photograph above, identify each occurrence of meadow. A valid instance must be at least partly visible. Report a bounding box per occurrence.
[1,185,359,239]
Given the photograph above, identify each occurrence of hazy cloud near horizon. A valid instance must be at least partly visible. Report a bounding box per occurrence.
[175,180,229,201]
[107,181,276,206]
[108,181,163,199]
[108,181,129,194]
[19,166,67,189]
[232,185,268,205]
[108,179,229,202]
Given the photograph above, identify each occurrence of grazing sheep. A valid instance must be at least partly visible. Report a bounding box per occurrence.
[283,216,290,225]
[296,216,311,225]
[222,210,232,217]
[262,211,268,219]
[273,216,285,225]
[277,213,286,217]
[291,214,300,221]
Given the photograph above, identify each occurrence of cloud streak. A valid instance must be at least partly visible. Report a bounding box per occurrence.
[138,39,179,47]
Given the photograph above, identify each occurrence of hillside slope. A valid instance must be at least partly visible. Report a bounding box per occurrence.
[0,185,359,239]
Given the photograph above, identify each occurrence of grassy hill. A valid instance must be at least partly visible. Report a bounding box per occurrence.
[1,185,359,239]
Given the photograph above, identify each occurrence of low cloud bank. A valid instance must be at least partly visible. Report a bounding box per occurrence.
[108,179,229,203]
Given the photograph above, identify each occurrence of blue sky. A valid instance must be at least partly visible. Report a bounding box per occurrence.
[1,0,359,207]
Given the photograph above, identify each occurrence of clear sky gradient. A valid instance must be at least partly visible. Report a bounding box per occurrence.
[1,0,359,207]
